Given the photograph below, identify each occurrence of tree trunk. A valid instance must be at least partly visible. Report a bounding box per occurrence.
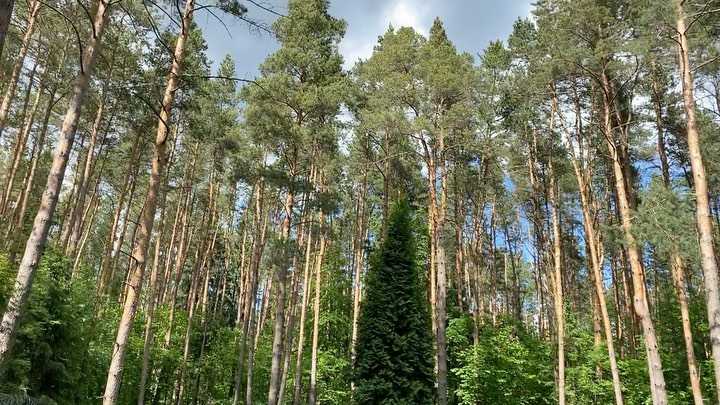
[162,146,198,351]
[548,157,565,405]
[675,4,720,402]
[436,130,449,405]
[67,62,114,258]
[279,177,315,404]
[249,269,274,404]
[0,0,109,378]
[7,44,64,239]
[176,221,217,404]
[349,168,368,391]
[102,1,193,402]
[601,69,667,404]
[650,60,671,188]
[98,132,141,296]
[670,249,704,404]
[0,0,14,58]
[268,159,296,405]
[0,0,109,379]
[233,174,266,405]
[1,61,39,217]
[0,0,38,133]
[137,134,176,404]
[554,87,624,404]
[292,222,315,405]
[308,211,327,405]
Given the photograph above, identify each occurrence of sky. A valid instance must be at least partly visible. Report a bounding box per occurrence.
[195,0,534,78]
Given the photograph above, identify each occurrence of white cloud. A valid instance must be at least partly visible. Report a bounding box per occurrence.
[384,0,429,34]
[340,38,375,70]
[338,0,431,69]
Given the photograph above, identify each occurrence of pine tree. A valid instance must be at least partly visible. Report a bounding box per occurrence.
[353,198,435,405]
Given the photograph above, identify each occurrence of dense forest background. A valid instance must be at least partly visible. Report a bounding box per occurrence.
[1,0,720,404]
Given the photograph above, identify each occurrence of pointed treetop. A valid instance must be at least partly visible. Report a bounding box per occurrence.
[429,16,448,42]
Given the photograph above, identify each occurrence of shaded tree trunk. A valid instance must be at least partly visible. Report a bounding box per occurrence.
[0,0,14,58]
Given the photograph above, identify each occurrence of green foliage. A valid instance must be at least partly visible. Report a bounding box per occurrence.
[353,199,436,404]
[317,242,353,404]
[0,250,98,403]
[450,316,554,405]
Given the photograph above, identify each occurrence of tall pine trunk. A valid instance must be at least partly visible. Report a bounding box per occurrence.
[601,69,667,404]
[675,3,720,401]
[102,1,193,402]
[268,150,297,405]
[0,0,109,377]
[554,87,624,404]
[233,174,265,405]
[0,0,38,133]
[548,158,565,405]
[308,210,327,405]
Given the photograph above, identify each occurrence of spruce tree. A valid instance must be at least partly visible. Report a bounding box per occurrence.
[353,199,435,405]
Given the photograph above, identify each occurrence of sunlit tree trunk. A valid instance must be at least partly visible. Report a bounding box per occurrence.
[67,60,114,258]
[0,0,39,134]
[0,0,109,378]
[98,132,141,296]
[309,208,327,405]
[137,133,177,405]
[292,219,315,404]
[675,2,720,400]
[601,69,667,404]
[349,168,368,390]
[102,1,194,401]
[0,62,39,217]
[547,157,565,405]
[554,87,624,405]
[6,44,66,242]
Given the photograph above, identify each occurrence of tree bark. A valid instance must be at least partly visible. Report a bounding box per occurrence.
[601,69,667,404]
[292,220,315,404]
[554,87,624,404]
[675,3,720,401]
[137,134,176,404]
[308,210,327,405]
[0,0,38,134]
[349,168,368,391]
[0,0,14,59]
[547,155,565,405]
[233,174,266,405]
[102,1,193,402]
[67,61,114,258]
[0,0,109,378]
[0,61,39,217]
[268,152,297,405]
[671,249,704,404]
[98,132,141,296]
[7,44,65,239]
